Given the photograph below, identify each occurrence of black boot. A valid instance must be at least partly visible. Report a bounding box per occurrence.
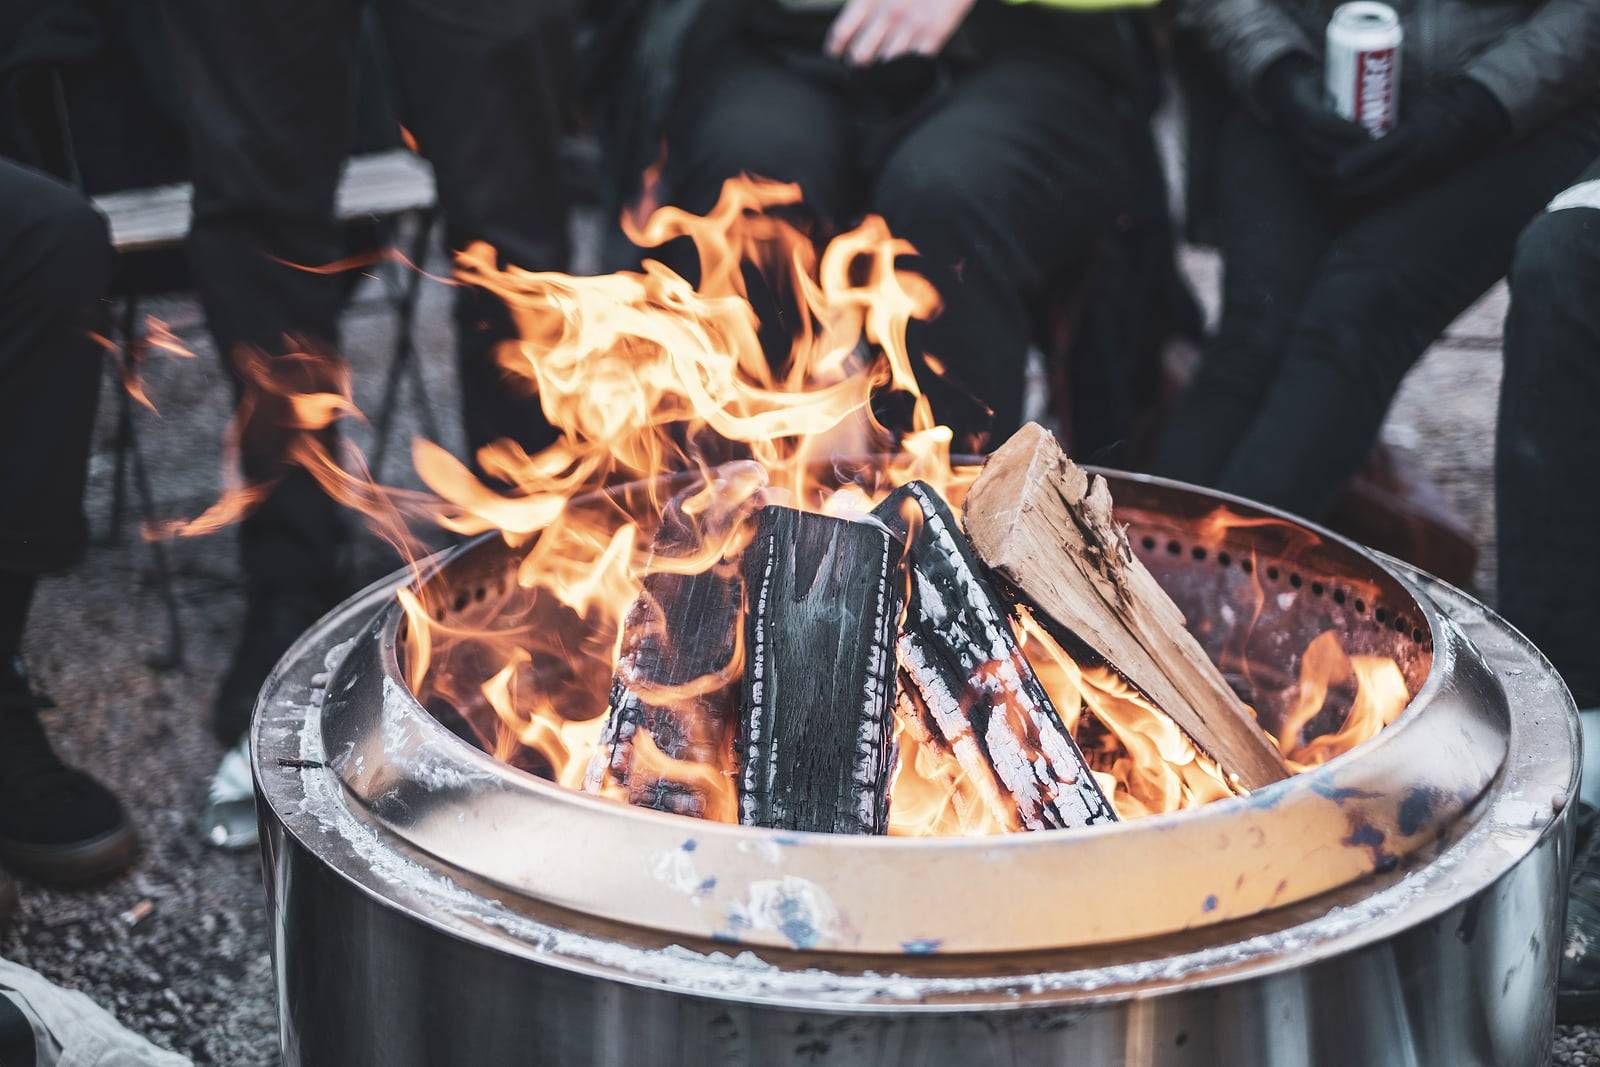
[0,659,138,884]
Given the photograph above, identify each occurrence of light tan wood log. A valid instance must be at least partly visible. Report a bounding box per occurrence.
[963,422,1290,790]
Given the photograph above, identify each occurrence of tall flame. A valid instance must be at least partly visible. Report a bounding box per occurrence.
[153,176,1412,833]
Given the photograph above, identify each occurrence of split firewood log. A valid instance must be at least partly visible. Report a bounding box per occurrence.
[963,423,1290,790]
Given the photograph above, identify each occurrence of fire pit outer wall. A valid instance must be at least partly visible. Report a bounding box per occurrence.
[254,473,1577,1067]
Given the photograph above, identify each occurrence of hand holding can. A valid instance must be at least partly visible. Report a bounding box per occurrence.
[1326,2,1403,136]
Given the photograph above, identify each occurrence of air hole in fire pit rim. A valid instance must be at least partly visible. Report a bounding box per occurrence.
[1142,535,1156,551]
[1167,539,1182,556]
[1217,551,1232,567]
[1266,566,1280,582]
[1289,573,1303,588]
[1191,546,1207,561]
[1376,608,1390,624]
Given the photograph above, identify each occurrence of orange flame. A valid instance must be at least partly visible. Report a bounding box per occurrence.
[159,176,1413,833]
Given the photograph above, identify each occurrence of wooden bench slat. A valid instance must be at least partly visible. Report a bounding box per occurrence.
[93,150,438,253]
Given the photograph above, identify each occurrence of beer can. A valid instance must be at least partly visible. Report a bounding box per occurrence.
[1326,2,1402,135]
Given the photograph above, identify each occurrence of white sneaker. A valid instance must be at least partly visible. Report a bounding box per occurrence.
[202,738,258,851]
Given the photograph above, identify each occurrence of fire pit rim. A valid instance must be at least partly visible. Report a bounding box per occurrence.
[302,469,1514,954]
[253,561,1575,1008]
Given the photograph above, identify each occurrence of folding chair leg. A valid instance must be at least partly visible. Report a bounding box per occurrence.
[102,294,184,670]
[402,209,442,445]
[126,416,185,672]
[104,295,141,544]
[371,209,440,480]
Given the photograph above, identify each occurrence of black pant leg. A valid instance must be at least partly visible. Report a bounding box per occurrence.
[870,52,1132,445]
[1497,160,1600,707]
[379,0,573,463]
[162,0,361,590]
[1150,110,1333,487]
[0,160,111,576]
[163,0,361,361]
[1218,100,1600,519]
[656,40,857,375]
[661,44,856,223]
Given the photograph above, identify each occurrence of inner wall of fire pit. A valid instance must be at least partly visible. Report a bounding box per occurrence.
[319,470,1507,952]
[404,469,1433,794]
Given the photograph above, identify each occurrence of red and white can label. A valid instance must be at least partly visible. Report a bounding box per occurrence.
[1327,2,1403,135]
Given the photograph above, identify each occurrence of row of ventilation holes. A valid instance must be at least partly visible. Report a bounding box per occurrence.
[430,547,1426,644]
[438,581,497,621]
[1137,534,1425,645]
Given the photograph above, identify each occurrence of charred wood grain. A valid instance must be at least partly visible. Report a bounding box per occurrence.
[738,506,900,834]
[875,482,1115,830]
[586,473,761,819]
[963,423,1291,790]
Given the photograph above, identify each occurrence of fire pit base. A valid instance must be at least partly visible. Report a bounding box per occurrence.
[256,558,1575,1067]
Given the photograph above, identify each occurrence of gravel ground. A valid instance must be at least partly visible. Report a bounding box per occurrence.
[1,222,1589,1063]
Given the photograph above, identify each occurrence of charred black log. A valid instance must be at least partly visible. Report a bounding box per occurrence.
[874,481,1116,830]
[585,470,764,820]
[738,506,900,834]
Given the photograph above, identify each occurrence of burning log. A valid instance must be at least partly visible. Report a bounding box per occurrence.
[963,424,1291,790]
[874,482,1116,829]
[586,468,766,820]
[738,506,900,834]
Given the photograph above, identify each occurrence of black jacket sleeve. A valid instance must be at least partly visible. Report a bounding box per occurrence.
[1465,0,1600,136]
[1172,0,1314,106]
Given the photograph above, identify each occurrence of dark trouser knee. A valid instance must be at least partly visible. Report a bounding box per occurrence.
[24,194,113,317]
[1497,205,1600,705]
[874,177,1034,443]
[1508,208,1600,308]
[0,165,112,573]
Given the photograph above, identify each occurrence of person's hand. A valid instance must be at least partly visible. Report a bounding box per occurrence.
[825,0,979,65]
[1332,77,1511,200]
[1256,54,1371,177]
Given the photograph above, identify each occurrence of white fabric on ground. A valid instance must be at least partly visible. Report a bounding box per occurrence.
[0,958,191,1067]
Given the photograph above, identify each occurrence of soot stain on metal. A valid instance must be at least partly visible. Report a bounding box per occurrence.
[1398,786,1443,836]
[1344,819,1397,873]
[728,877,843,951]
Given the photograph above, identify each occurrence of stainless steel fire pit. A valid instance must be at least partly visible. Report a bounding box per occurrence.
[254,472,1577,1066]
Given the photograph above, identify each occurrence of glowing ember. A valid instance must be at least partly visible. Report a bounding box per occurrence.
[159,176,1414,834]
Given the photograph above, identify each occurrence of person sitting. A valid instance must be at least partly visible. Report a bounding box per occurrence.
[0,158,137,897]
[597,0,1158,449]
[1152,0,1600,521]
[159,0,575,846]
